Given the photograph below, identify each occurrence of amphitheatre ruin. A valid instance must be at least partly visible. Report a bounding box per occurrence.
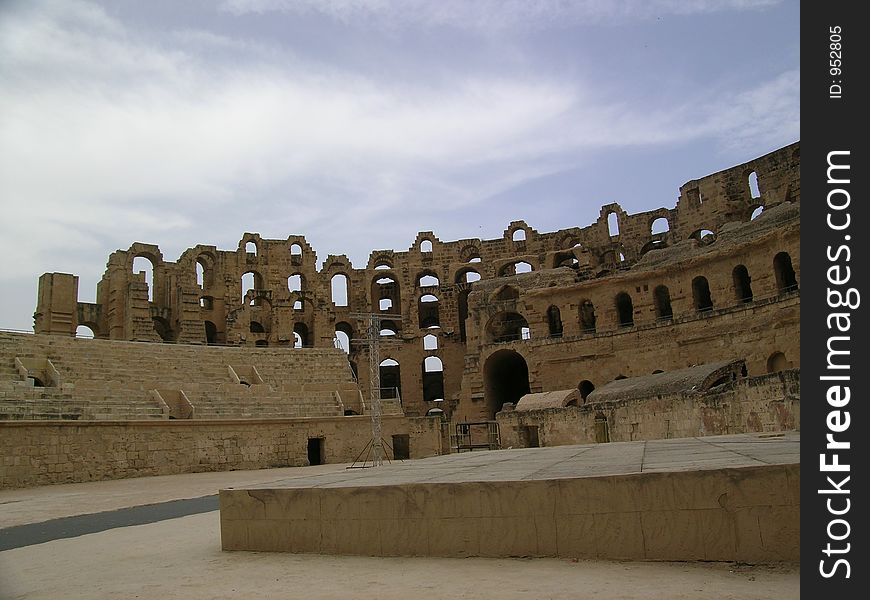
[0,142,800,564]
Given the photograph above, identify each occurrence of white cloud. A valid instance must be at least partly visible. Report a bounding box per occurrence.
[0,0,797,331]
[219,0,782,29]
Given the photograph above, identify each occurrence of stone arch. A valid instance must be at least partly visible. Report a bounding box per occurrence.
[773,252,798,292]
[692,276,714,312]
[293,322,309,347]
[733,265,753,303]
[577,380,595,401]
[485,311,529,343]
[418,294,440,329]
[335,321,353,353]
[615,292,634,327]
[546,305,563,338]
[484,349,530,418]
[422,356,445,402]
[653,285,673,320]
[767,351,788,373]
[331,273,349,306]
[379,358,401,399]
[579,299,596,333]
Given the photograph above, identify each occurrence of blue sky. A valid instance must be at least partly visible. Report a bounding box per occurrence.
[0,0,799,332]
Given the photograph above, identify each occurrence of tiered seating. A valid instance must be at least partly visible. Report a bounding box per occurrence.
[0,332,369,421]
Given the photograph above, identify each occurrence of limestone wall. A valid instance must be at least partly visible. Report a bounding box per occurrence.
[496,370,799,448]
[0,415,441,489]
[32,143,800,419]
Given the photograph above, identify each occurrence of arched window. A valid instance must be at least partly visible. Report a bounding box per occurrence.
[380,359,401,399]
[334,331,350,353]
[773,252,798,292]
[514,262,532,274]
[420,239,433,253]
[75,325,96,339]
[653,285,673,320]
[288,274,303,293]
[546,305,563,338]
[767,351,788,373]
[241,271,262,304]
[512,229,526,241]
[615,292,633,327]
[293,323,309,348]
[748,171,761,199]
[607,212,620,236]
[419,294,440,328]
[245,241,257,255]
[331,273,349,306]
[195,262,205,288]
[423,334,438,350]
[418,274,440,287]
[579,300,596,333]
[733,265,753,303]
[132,256,154,302]
[651,217,670,235]
[692,276,713,312]
[290,243,303,257]
[578,380,595,401]
[422,356,445,402]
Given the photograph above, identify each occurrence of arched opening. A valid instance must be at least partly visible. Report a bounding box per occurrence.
[372,275,400,315]
[773,252,798,292]
[733,265,753,303]
[512,229,526,242]
[692,276,713,312]
[594,412,610,443]
[132,256,155,302]
[484,350,530,418]
[615,292,634,327]
[418,273,440,287]
[422,356,444,402]
[418,294,440,328]
[288,274,303,293]
[748,171,761,199]
[380,319,399,337]
[75,324,96,339]
[420,239,433,253]
[455,268,480,284]
[578,380,595,401]
[691,229,716,244]
[423,334,438,350]
[653,285,673,320]
[204,321,217,345]
[379,359,401,399]
[515,261,532,274]
[458,289,471,342]
[293,322,309,348]
[335,331,350,353]
[290,243,303,258]
[767,351,788,373]
[245,241,257,255]
[486,312,530,343]
[195,262,205,288]
[579,300,596,333]
[152,317,174,342]
[250,321,265,334]
[651,217,670,235]
[607,212,619,237]
[546,305,563,338]
[750,206,764,220]
[374,260,392,270]
[331,273,349,306]
[241,271,263,304]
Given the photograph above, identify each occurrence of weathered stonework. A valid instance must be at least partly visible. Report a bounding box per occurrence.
[30,142,800,424]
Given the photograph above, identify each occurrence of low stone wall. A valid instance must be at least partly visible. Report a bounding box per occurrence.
[0,416,441,489]
[497,370,799,448]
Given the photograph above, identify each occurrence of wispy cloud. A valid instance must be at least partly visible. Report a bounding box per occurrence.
[219,0,782,29]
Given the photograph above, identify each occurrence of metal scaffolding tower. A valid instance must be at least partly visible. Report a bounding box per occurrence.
[347,312,402,468]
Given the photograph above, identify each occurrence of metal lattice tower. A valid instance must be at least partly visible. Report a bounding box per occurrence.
[348,312,402,468]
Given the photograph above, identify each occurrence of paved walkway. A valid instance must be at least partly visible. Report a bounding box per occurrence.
[0,434,800,599]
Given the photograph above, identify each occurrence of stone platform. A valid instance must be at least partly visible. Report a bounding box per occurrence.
[219,432,800,562]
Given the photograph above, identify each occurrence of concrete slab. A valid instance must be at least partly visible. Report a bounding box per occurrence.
[220,433,800,561]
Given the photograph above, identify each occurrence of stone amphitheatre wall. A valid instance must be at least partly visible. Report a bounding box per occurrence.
[0,415,442,489]
[32,142,800,420]
[496,370,800,449]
